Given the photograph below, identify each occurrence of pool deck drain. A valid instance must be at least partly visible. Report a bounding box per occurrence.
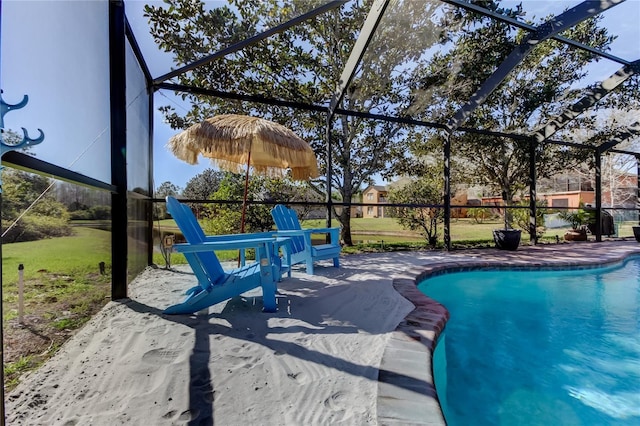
[378,240,640,425]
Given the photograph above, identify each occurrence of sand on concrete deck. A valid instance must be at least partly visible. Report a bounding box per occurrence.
[5,252,440,425]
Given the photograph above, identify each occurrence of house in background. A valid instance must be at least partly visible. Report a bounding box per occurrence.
[362,181,479,219]
[480,191,594,211]
[538,174,595,208]
[362,185,388,218]
[539,190,595,209]
[333,194,362,218]
[451,191,471,218]
[480,171,637,212]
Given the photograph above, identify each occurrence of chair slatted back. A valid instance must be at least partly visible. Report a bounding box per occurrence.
[166,196,225,285]
[271,205,306,253]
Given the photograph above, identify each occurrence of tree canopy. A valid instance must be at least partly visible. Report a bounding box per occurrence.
[400,2,638,205]
[1,169,72,243]
[145,0,448,244]
[145,0,639,244]
[388,173,443,246]
[155,181,182,219]
[203,174,318,234]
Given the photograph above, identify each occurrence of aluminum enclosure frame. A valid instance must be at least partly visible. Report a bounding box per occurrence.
[2,0,639,302]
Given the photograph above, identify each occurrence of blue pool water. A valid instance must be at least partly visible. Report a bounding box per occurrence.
[418,258,640,426]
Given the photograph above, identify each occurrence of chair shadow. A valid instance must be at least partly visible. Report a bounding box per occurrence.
[121,252,451,424]
[120,278,431,426]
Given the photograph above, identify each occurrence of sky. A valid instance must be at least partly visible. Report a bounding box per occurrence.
[1,0,639,191]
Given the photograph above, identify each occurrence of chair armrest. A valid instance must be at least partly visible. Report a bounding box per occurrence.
[274,228,341,245]
[273,230,309,236]
[275,227,340,236]
[173,237,275,253]
[306,227,341,234]
[203,232,275,243]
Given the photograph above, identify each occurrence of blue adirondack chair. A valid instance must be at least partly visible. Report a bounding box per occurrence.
[164,196,281,314]
[271,204,341,275]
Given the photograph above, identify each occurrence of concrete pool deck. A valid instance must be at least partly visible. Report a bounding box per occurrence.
[6,239,640,425]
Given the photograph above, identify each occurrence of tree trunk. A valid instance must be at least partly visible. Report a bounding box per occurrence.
[340,207,353,246]
[502,185,515,229]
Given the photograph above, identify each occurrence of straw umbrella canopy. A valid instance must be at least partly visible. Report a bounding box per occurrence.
[167,114,319,232]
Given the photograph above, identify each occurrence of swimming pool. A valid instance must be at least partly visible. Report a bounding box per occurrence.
[418,257,640,425]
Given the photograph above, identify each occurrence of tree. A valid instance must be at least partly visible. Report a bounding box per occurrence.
[2,169,55,220]
[203,173,309,234]
[1,169,72,242]
[602,154,637,214]
[155,181,182,219]
[388,173,443,246]
[144,0,448,245]
[54,181,111,212]
[401,2,636,224]
[511,199,547,239]
[182,169,226,218]
[262,177,324,220]
[204,174,244,235]
[576,110,640,217]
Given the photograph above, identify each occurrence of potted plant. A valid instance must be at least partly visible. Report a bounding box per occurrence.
[558,209,588,241]
[493,228,521,250]
[492,196,521,251]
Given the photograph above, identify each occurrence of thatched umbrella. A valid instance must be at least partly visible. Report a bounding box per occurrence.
[168,114,319,232]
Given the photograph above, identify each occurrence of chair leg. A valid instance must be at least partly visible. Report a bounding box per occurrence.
[261,279,277,313]
[258,245,278,312]
[272,255,282,282]
[333,257,339,268]
[306,259,315,275]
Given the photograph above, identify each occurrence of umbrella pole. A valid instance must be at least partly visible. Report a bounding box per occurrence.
[240,150,251,234]
[238,151,251,267]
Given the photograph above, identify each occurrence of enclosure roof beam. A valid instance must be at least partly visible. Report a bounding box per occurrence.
[157,82,328,113]
[440,0,631,66]
[157,83,533,138]
[152,1,346,86]
[158,81,640,155]
[328,0,390,119]
[1,151,117,193]
[540,139,597,150]
[610,147,639,156]
[597,122,640,153]
[446,0,623,132]
[533,59,640,143]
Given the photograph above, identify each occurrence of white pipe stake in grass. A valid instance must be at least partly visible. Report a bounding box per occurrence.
[18,264,24,324]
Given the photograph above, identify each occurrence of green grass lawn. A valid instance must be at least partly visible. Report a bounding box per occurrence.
[150,215,640,267]
[303,217,405,233]
[2,227,112,389]
[2,227,112,324]
[153,215,638,250]
[2,227,111,287]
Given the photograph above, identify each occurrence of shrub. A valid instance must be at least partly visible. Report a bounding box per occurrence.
[558,209,588,230]
[511,200,547,239]
[2,214,73,243]
[468,207,492,224]
[388,176,443,247]
[69,209,93,220]
[90,205,111,220]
